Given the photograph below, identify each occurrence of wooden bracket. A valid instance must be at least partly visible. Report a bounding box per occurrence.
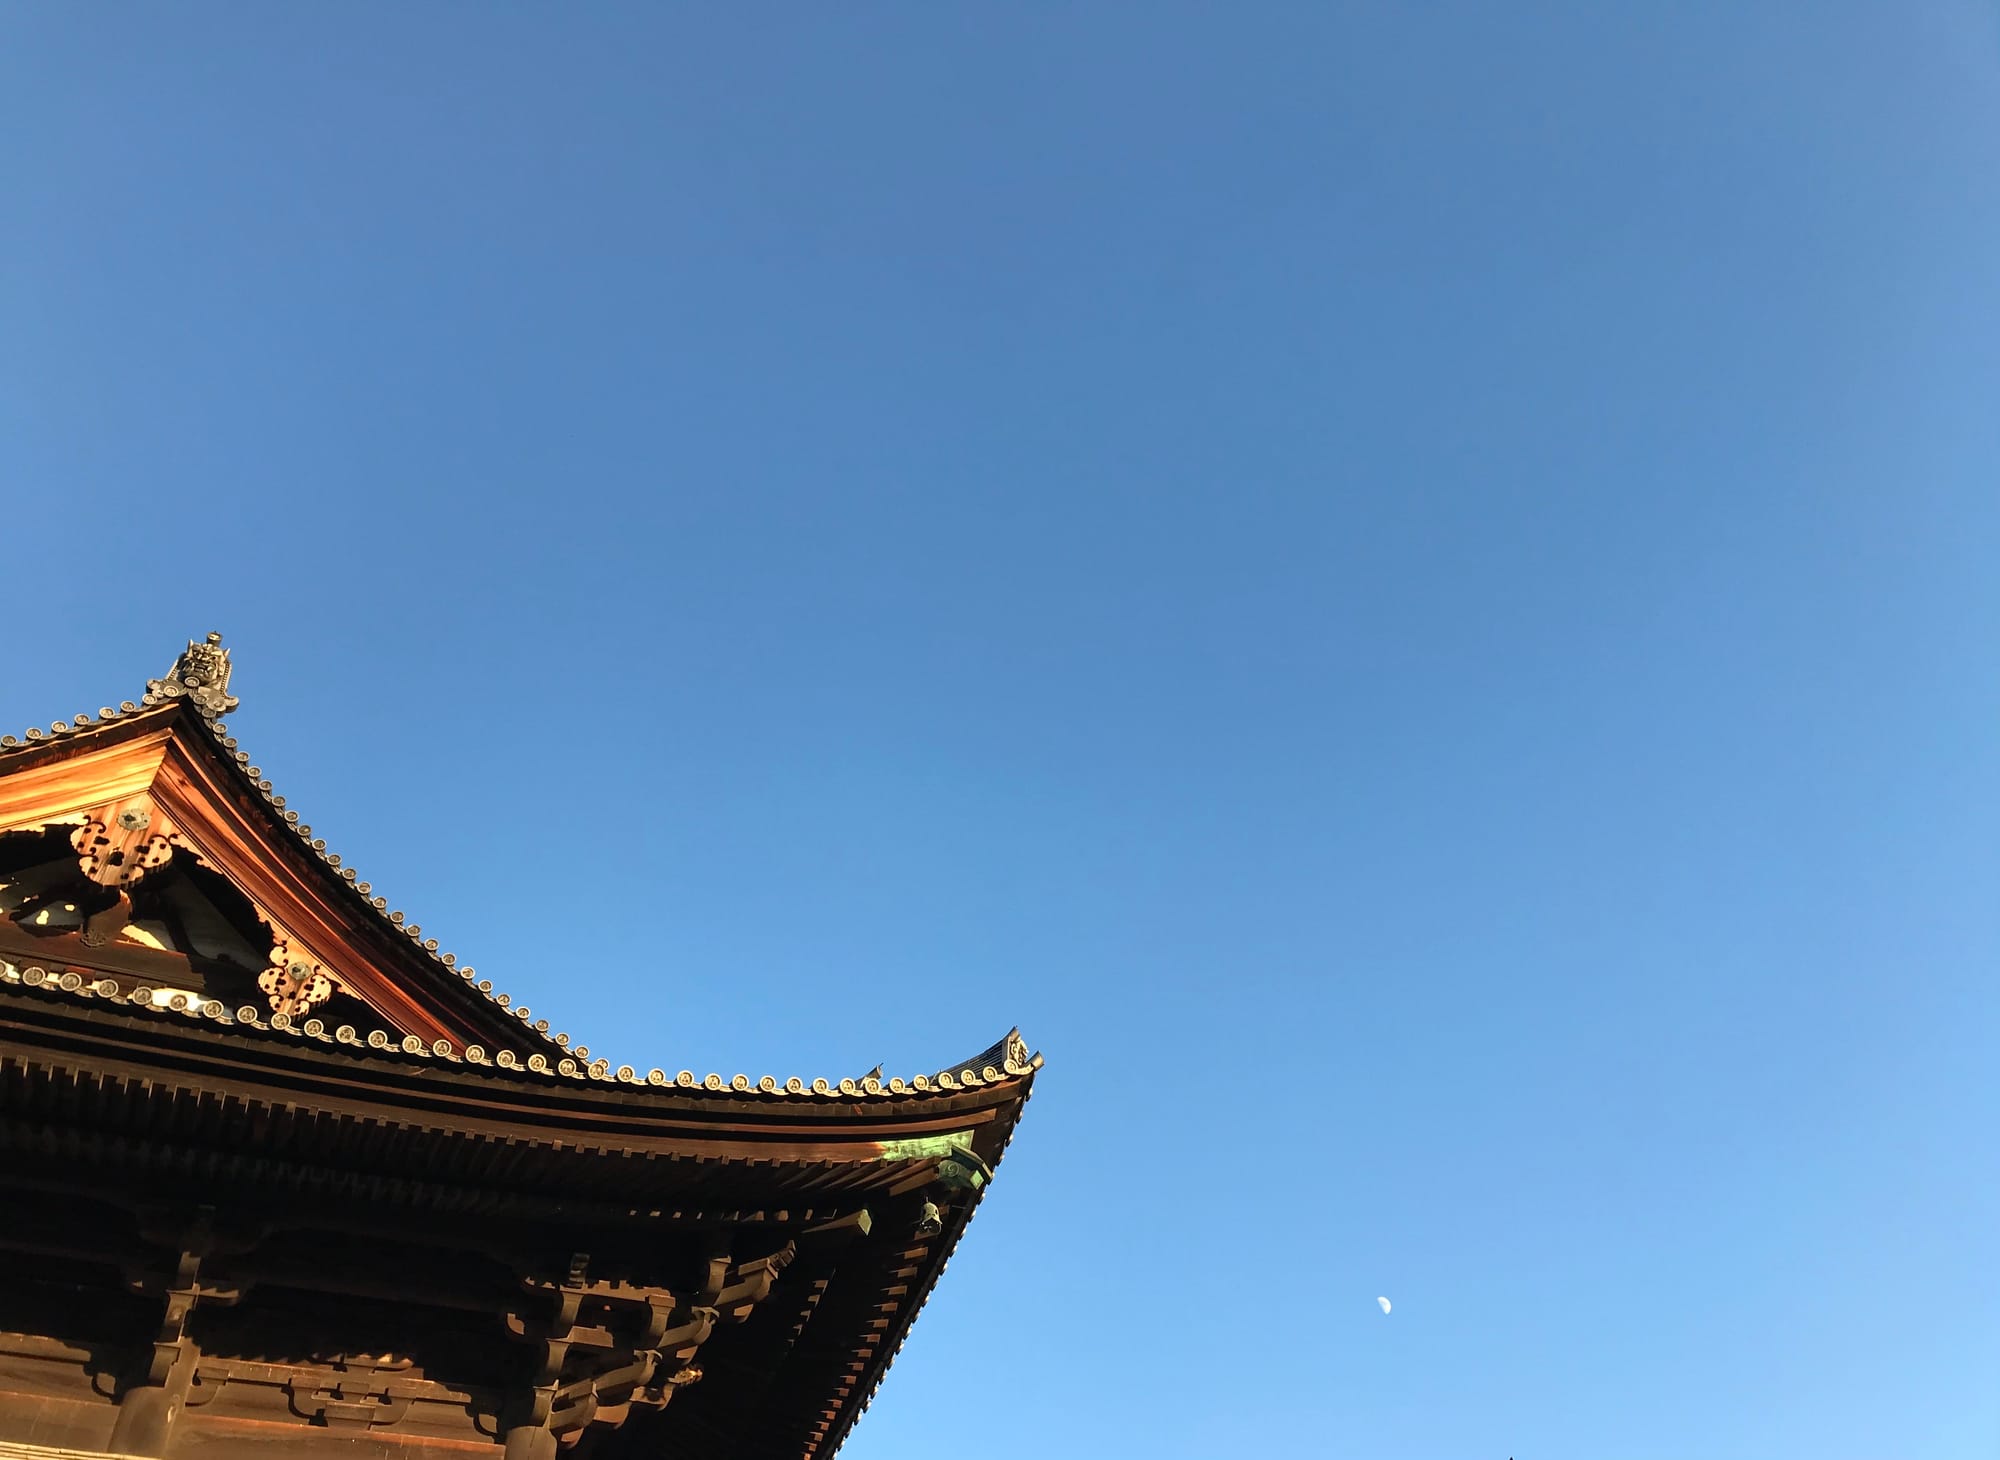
[503,1242,795,1444]
[284,1373,419,1430]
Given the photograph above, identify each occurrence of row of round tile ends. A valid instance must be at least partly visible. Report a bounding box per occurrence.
[5,964,1032,1098]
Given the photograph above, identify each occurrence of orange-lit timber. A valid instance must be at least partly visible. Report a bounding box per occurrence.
[0,637,1038,1460]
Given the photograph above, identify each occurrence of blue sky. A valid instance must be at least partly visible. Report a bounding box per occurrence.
[4,5,1999,1456]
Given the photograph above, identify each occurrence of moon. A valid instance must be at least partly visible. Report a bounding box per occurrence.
[1376,1296,1392,1315]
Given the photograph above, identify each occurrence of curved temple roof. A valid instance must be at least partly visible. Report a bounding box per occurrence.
[0,634,1041,1102]
[0,636,1043,1460]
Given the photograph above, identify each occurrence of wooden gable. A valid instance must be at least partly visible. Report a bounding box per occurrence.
[0,650,540,1056]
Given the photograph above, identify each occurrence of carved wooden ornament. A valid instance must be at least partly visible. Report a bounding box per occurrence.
[259,942,333,1018]
[71,797,176,888]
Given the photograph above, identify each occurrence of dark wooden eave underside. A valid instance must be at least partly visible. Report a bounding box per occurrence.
[0,985,1035,1459]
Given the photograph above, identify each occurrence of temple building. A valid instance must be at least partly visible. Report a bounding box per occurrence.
[0,636,1038,1460]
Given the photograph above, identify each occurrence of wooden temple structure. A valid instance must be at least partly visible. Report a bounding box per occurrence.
[0,636,1038,1460]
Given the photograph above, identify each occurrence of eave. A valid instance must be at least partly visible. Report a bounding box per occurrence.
[0,971,1035,1163]
[0,975,1038,1458]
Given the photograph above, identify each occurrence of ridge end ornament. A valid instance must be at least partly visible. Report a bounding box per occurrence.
[149,632,240,716]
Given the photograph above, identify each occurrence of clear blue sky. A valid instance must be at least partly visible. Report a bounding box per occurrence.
[4,6,1998,1457]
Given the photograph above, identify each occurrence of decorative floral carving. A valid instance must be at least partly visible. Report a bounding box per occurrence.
[260,945,332,1017]
[71,810,175,888]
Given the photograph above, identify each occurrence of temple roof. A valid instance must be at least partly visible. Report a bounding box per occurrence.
[0,637,1042,1460]
[0,635,1040,1104]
